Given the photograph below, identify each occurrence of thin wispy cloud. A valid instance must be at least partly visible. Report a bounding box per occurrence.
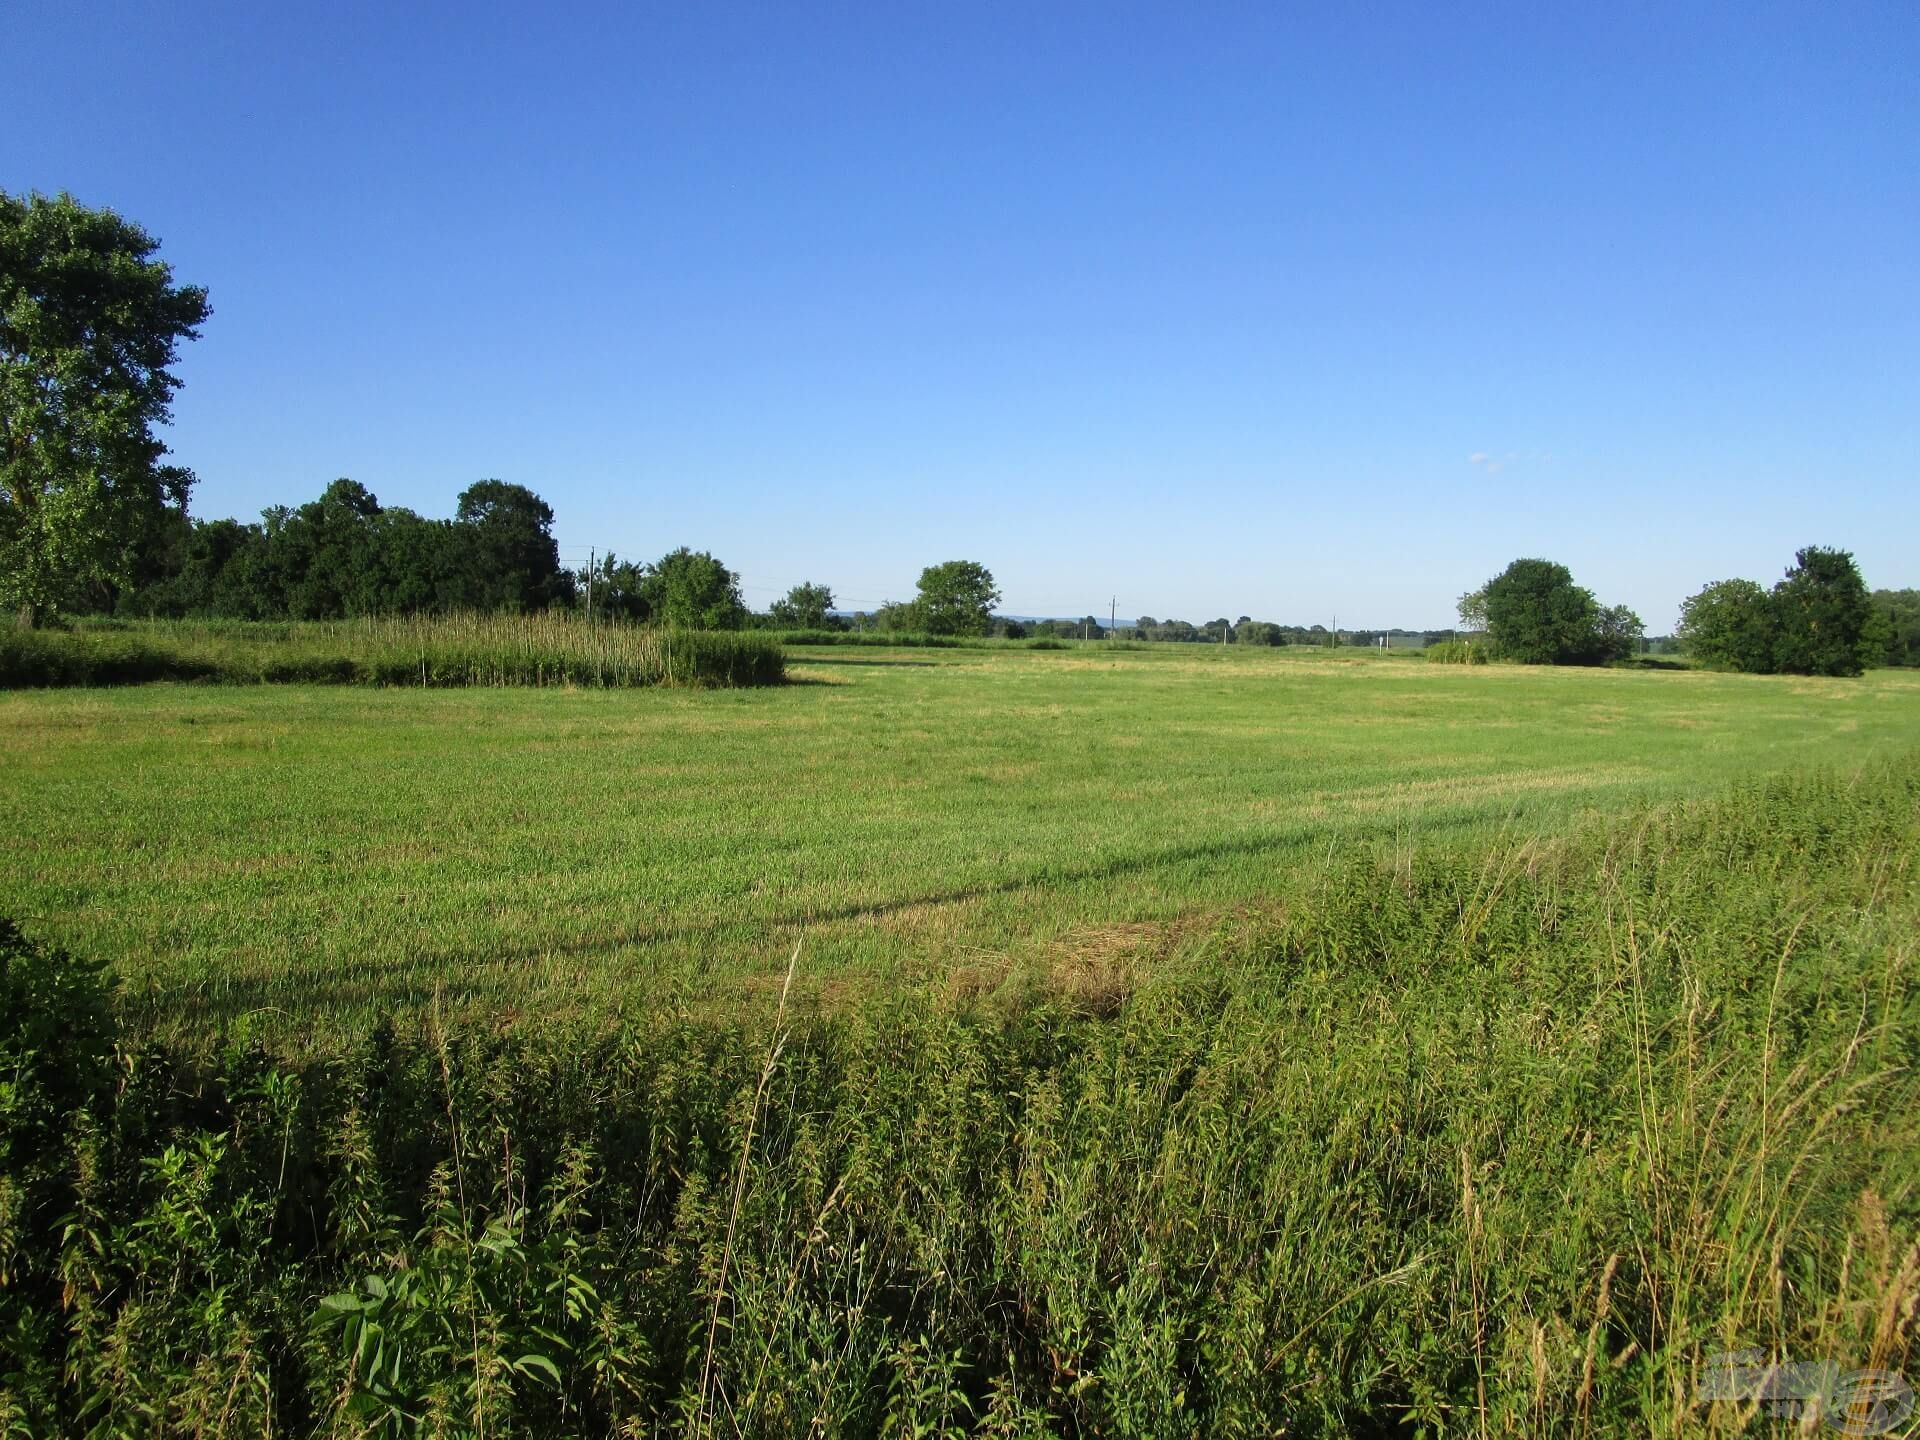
[1469,450,1549,476]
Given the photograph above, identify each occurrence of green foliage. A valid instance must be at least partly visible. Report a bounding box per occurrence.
[768,581,837,629]
[1,760,1917,1433]
[121,477,576,621]
[577,550,651,622]
[1677,577,1776,671]
[1680,550,1879,678]
[1482,558,1602,664]
[1456,585,1489,633]
[910,561,1000,637]
[0,615,785,689]
[1422,639,1487,664]
[640,547,746,630]
[1873,588,1920,667]
[1772,544,1873,677]
[771,628,963,647]
[452,480,573,612]
[0,920,115,1292]
[0,190,210,626]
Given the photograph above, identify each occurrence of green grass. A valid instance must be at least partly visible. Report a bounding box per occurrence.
[3,642,1917,1041]
[3,759,1915,1435]
[0,614,785,690]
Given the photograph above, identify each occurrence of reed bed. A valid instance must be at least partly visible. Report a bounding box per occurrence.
[0,614,786,689]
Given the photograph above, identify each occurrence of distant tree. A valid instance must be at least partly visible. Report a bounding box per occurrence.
[454,479,571,611]
[578,551,651,621]
[1677,579,1777,672]
[1592,604,1645,663]
[2,191,211,627]
[911,560,999,636]
[1771,546,1872,677]
[1456,586,1489,634]
[1870,589,1920,667]
[642,547,745,629]
[769,581,835,629]
[1482,559,1602,664]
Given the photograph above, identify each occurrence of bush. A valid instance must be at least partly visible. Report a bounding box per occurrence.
[1424,639,1488,664]
[771,630,963,649]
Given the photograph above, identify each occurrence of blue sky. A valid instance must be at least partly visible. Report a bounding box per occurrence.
[8,1,1915,628]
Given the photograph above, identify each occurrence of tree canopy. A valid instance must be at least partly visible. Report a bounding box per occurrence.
[639,548,745,630]
[769,581,835,629]
[1678,548,1878,676]
[119,477,575,620]
[1,190,210,626]
[910,560,1000,636]
[1474,559,1641,665]
[1771,546,1872,677]
[1676,578,1776,672]
[1483,560,1596,663]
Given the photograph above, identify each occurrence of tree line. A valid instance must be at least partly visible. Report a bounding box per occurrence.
[1453,549,1905,676]
[1676,552,1907,677]
[4,190,1913,668]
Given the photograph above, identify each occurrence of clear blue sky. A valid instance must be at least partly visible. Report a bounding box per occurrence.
[8,1,1915,628]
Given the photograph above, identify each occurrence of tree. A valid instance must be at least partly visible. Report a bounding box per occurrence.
[1772,546,1872,677]
[1870,589,1920,668]
[1480,559,1604,664]
[910,560,999,636]
[2,191,210,626]
[641,547,745,629]
[454,479,572,611]
[769,581,835,628]
[1592,604,1645,663]
[1677,578,1776,672]
[1456,586,1489,634]
[579,551,651,622]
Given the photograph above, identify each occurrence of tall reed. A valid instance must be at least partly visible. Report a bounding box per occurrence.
[0,614,785,689]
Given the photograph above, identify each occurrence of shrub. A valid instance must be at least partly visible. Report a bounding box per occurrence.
[1424,639,1487,664]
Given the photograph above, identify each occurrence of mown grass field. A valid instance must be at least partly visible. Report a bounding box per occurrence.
[5,639,1920,1435]
[4,642,1917,1041]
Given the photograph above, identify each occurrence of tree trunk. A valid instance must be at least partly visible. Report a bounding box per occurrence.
[15,601,36,630]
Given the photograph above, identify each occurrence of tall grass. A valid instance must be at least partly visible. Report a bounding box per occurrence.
[1,759,1914,1434]
[0,614,785,689]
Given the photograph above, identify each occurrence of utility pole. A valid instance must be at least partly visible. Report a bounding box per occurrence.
[1111,595,1116,637]
[587,547,595,623]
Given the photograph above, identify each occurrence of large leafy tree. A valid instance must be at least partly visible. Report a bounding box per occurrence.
[1771,545,1873,677]
[911,560,1000,636]
[1,191,210,626]
[453,479,572,611]
[1677,578,1777,672]
[641,547,745,629]
[1481,558,1601,664]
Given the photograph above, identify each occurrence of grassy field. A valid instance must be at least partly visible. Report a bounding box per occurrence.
[3,642,1917,1040]
[5,641,1920,1434]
